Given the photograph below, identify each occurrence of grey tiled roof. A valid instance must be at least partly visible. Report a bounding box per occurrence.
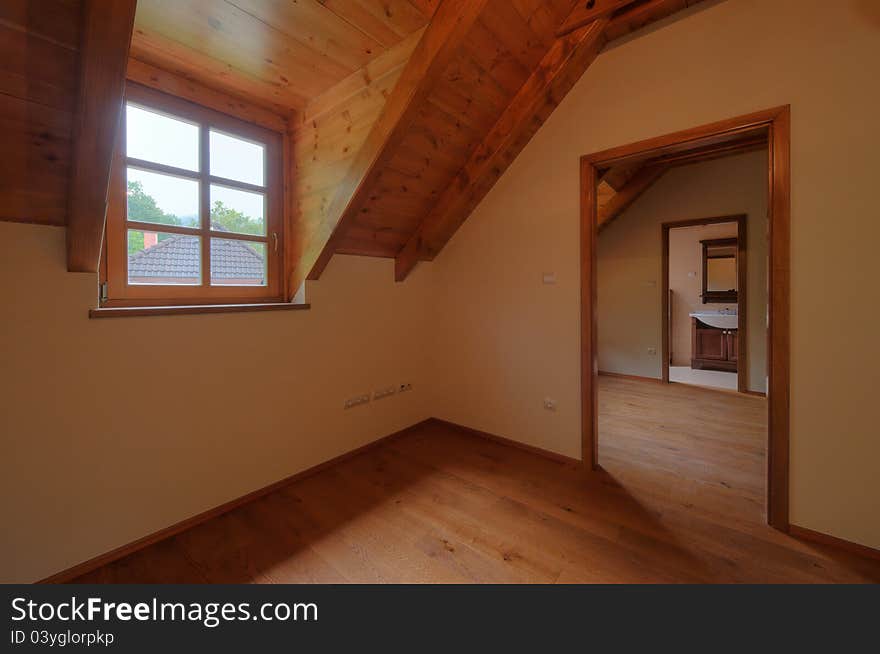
[128,224,264,281]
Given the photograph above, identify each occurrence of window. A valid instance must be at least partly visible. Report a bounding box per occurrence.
[102,84,284,306]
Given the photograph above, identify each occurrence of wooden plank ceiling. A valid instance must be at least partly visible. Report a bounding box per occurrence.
[3,0,714,278]
[130,0,435,115]
[0,0,84,227]
[297,0,717,283]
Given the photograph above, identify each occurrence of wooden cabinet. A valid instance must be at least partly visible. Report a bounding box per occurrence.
[726,330,738,363]
[691,318,738,372]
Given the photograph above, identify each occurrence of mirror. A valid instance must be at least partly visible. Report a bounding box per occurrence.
[701,237,738,303]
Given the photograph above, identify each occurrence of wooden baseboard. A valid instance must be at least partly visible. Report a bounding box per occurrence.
[789,525,880,561]
[50,417,869,584]
[598,371,663,383]
[429,418,581,466]
[38,419,433,584]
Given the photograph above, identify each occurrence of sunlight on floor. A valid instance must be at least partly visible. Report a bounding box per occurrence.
[669,366,737,391]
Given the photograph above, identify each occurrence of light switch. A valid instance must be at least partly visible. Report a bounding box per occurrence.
[542,273,556,285]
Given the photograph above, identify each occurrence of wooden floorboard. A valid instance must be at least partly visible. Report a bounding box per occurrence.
[72,378,880,583]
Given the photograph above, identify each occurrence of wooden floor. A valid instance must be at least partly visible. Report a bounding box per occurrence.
[74,378,880,583]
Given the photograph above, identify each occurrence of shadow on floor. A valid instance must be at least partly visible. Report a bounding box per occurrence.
[72,418,880,583]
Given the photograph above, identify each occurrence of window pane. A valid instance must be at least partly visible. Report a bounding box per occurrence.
[210,184,265,236]
[126,104,199,172]
[210,130,264,186]
[128,230,201,285]
[210,238,266,286]
[128,168,200,228]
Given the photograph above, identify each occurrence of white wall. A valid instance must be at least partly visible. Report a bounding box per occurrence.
[0,222,435,583]
[597,151,767,392]
[428,0,880,550]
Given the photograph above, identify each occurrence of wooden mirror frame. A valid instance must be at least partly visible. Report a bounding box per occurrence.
[701,237,738,303]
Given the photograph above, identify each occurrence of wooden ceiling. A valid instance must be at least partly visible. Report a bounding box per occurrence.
[4,0,717,281]
[130,0,435,114]
[298,0,717,283]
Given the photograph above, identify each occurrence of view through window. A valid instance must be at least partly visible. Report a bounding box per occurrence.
[103,86,282,306]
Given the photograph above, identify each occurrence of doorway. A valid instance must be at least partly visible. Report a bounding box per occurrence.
[663,215,748,393]
[580,106,790,530]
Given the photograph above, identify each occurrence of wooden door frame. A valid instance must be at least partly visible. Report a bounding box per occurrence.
[580,106,790,530]
[661,214,748,394]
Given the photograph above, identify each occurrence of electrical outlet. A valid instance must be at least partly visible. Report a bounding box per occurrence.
[398,383,413,393]
[647,347,657,355]
[373,386,397,400]
[344,394,371,409]
[544,397,557,411]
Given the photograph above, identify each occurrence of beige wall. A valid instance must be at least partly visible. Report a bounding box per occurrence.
[0,222,435,583]
[428,0,880,549]
[597,151,767,391]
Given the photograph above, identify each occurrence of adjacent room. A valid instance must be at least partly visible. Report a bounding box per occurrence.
[596,146,770,536]
[3,0,880,585]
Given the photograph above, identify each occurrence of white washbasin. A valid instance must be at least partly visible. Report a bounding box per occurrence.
[690,311,738,330]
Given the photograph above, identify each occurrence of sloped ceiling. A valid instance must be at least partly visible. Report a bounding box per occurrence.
[130,0,435,114]
[298,0,717,284]
[2,0,714,279]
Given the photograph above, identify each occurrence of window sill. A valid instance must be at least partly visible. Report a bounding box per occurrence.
[89,302,310,319]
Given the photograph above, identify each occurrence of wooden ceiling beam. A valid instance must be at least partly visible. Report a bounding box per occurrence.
[600,165,637,191]
[597,164,668,231]
[66,0,137,273]
[604,0,710,42]
[407,0,441,20]
[557,0,636,37]
[394,15,610,281]
[304,0,491,282]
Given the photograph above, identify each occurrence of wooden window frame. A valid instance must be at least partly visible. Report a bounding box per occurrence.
[102,83,285,307]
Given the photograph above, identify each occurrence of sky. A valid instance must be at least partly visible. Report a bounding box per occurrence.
[125,104,266,223]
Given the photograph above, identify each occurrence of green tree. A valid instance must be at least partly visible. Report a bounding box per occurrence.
[126,181,183,254]
[125,183,264,256]
[210,200,263,236]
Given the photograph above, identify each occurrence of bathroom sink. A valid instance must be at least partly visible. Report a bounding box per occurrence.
[689,311,738,329]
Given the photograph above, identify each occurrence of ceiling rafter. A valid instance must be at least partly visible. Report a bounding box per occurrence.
[597,164,669,231]
[83,0,716,285]
[66,0,137,273]
[302,0,491,283]
[394,15,610,280]
[557,0,635,37]
[604,0,706,41]
[299,0,716,283]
